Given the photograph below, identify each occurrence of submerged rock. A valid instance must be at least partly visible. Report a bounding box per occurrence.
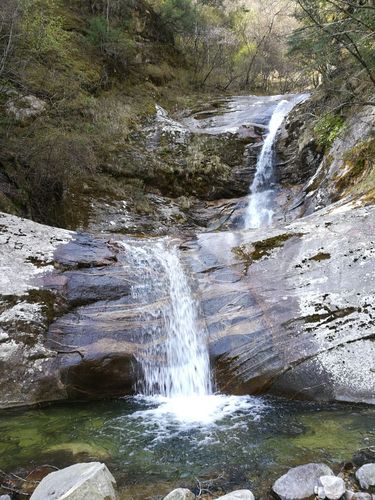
[30,462,117,499]
[163,488,195,500]
[356,464,375,490]
[217,490,255,500]
[353,448,375,467]
[272,463,334,500]
[316,475,346,499]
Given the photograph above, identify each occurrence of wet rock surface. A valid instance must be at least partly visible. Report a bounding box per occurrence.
[184,202,375,403]
[1,200,374,408]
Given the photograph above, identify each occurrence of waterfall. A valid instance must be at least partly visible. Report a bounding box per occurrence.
[121,239,212,398]
[244,95,307,229]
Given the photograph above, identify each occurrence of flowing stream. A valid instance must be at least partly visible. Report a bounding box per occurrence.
[244,94,308,229]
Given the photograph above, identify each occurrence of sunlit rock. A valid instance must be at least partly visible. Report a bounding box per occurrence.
[163,488,195,500]
[30,462,117,499]
[356,464,375,490]
[316,476,346,500]
[217,490,255,500]
[272,463,334,500]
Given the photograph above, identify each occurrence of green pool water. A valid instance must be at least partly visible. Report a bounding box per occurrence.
[0,396,374,499]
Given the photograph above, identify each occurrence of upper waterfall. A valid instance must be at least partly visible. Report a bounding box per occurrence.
[244,94,308,229]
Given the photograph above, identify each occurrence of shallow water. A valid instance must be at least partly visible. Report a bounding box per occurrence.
[0,396,374,498]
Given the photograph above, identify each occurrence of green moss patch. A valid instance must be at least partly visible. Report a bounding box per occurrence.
[233,232,304,272]
[334,137,375,200]
[314,113,345,151]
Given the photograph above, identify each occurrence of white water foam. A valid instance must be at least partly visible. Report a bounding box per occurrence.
[244,94,308,229]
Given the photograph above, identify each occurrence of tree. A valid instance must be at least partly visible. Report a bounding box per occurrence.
[291,0,375,88]
[0,0,19,77]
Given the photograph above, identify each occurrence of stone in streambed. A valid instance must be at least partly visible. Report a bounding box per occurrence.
[272,463,334,500]
[217,490,255,500]
[356,464,375,490]
[345,492,372,500]
[316,476,345,499]
[30,462,117,499]
[163,489,195,500]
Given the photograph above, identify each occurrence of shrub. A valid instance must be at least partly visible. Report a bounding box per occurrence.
[314,113,345,151]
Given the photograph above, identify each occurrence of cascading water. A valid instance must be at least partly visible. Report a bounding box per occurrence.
[121,238,260,424]
[122,239,211,398]
[244,95,308,229]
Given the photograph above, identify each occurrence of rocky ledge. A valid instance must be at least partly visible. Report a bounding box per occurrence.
[185,201,375,403]
[0,198,374,408]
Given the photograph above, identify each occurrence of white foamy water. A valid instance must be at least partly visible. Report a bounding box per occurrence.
[121,239,212,399]
[130,394,265,432]
[244,94,308,229]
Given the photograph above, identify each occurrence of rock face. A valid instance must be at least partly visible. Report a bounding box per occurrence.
[163,488,195,500]
[356,464,375,490]
[184,202,375,403]
[276,102,375,222]
[0,213,138,409]
[272,464,334,500]
[1,200,375,408]
[30,462,117,500]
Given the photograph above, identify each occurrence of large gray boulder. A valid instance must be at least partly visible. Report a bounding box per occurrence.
[272,463,334,500]
[356,464,375,490]
[0,213,137,409]
[30,462,117,499]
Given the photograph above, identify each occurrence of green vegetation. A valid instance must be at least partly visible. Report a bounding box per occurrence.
[233,233,304,273]
[334,137,375,201]
[314,113,345,151]
[0,0,373,228]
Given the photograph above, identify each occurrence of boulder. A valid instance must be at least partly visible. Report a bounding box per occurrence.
[217,490,255,500]
[6,95,46,122]
[163,488,195,500]
[356,464,375,490]
[272,463,334,500]
[0,495,12,500]
[30,462,117,499]
[345,492,372,500]
[0,212,140,409]
[317,476,346,500]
